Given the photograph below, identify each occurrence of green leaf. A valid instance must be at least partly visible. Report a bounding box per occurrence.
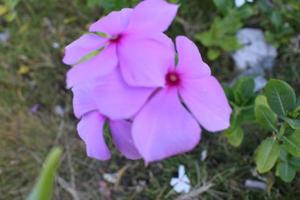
[289,157,300,170]
[219,35,241,51]
[233,77,255,105]
[236,5,255,19]
[255,95,278,131]
[264,79,296,116]
[255,95,270,108]
[195,31,215,47]
[4,11,16,22]
[212,0,233,15]
[224,85,235,102]
[284,118,300,130]
[276,162,296,183]
[27,147,63,200]
[5,0,20,9]
[257,0,271,13]
[255,105,277,132]
[279,148,288,162]
[207,49,221,60]
[218,14,243,34]
[282,131,300,157]
[239,106,255,123]
[224,125,244,147]
[270,11,283,30]
[255,138,280,173]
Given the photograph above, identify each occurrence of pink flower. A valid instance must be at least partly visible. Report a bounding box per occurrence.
[63,1,232,163]
[73,69,154,120]
[63,0,178,88]
[73,86,141,160]
[132,36,232,163]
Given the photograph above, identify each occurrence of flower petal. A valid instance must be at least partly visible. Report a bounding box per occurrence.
[180,76,232,132]
[178,165,186,178]
[110,120,141,160]
[66,43,118,88]
[63,34,107,65]
[72,86,97,119]
[77,111,111,160]
[176,36,211,79]
[89,8,133,36]
[119,34,174,87]
[126,0,178,34]
[92,69,154,120]
[170,178,179,186]
[173,182,190,193]
[132,89,201,163]
[182,175,191,184]
[181,183,191,193]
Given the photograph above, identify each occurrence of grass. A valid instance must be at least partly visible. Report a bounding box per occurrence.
[0,0,299,199]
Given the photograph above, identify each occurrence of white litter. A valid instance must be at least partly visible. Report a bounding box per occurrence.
[232,28,277,91]
[53,105,65,117]
[235,0,254,8]
[254,76,267,92]
[233,28,277,71]
[201,149,208,161]
[244,179,267,190]
[103,173,118,184]
[0,30,10,43]
[52,42,60,49]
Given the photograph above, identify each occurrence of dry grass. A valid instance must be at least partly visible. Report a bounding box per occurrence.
[0,0,299,199]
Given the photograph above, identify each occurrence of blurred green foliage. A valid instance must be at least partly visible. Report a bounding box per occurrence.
[196,0,300,60]
[85,0,139,12]
[257,0,300,47]
[0,0,20,22]
[226,78,300,183]
[0,0,300,199]
[27,148,63,200]
[196,0,255,60]
[224,77,256,147]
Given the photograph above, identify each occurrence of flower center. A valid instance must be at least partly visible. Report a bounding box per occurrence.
[166,71,181,87]
[110,34,122,44]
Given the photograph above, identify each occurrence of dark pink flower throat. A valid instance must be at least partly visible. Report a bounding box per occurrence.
[166,71,181,87]
[110,34,123,44]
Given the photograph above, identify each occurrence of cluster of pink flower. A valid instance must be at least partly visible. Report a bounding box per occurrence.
[63,0,232,163]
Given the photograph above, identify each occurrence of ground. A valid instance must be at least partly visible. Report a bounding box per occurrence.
[0,0,299,199]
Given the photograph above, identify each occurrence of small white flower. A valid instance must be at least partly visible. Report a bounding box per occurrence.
[170,165,191,193]
[235,0,254,8]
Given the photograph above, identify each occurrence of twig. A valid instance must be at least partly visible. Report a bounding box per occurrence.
[115,164,130,188]
[66,139,76,189]
[57,176,80,200]
[174,182,213,200]
[54,121,65,144]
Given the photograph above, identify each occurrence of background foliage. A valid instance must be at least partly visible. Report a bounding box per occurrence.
[0,0,299,199]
